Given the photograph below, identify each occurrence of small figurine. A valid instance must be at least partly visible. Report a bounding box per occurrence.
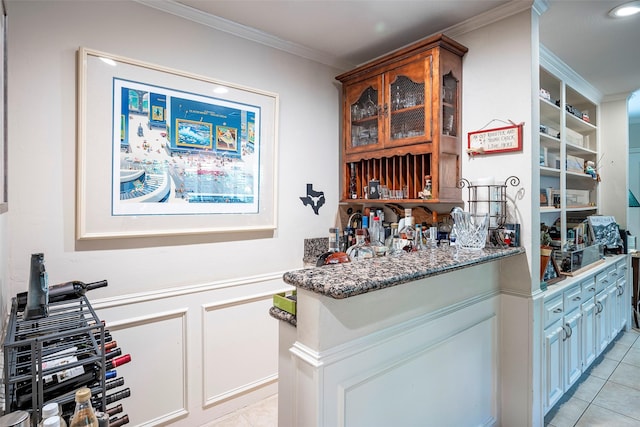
[584,160,600,181]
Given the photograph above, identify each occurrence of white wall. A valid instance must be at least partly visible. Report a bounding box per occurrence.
[453,8,540,427]
[600,98,629,228]
[5,0,343,424]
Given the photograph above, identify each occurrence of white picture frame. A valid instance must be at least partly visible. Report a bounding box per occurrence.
[76,47,279,240]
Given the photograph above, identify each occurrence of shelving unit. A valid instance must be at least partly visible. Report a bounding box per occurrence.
[539,49,600,246]
[3,296,106,426]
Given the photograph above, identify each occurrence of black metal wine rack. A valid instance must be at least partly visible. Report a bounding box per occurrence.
[2,296,106,426]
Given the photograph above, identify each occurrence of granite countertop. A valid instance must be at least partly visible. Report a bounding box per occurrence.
[269,306,297,327]
[283,245,525,299]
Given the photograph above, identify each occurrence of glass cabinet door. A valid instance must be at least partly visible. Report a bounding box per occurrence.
[385,58,431,146]
[442,71,459,137]
[344,76,382,154]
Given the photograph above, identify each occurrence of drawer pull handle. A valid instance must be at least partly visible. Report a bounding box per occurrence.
[588,287,595,292]
[572,296,581,301]
[553,307,563,313]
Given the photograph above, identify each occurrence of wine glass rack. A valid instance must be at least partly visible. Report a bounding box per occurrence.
[2,296,106,426]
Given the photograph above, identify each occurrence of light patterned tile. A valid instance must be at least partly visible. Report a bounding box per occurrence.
[587,356,619,380]
[623,347,640,368]
[209,412,253,427]
[617,330,640,346]
[568,374,606,403]
[544,397,589,427]
[593,381,640,421]
[243,394,278,427]
[576,404,640,427]
[610,362,640,391]
[605,340,633,362]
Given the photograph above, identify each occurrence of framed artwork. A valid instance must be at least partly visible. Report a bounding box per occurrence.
[587,215,621,249]
[0,4,6,214]
[76,47,279,239]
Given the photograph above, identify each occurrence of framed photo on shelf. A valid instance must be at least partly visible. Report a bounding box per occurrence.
[76,47,279,239]
[542,254,564,286]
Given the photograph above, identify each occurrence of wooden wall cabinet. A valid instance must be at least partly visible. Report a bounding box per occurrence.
[336,33,468,206]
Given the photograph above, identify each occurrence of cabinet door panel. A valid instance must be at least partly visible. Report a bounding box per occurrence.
[344,76,383,155]
[595,291,609,355]
[385,57,432,148]
[582,297,596,368]
[544,320,564,412]
[564,309,582,389]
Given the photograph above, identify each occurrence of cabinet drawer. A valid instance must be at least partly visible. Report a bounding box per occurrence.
[581,276,597,300]
[564,285,583,313]
[596,267,614,294]
[617,260,628,279]
[544,295,564,327]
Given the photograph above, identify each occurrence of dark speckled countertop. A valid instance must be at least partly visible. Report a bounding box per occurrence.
[283,245,525,299]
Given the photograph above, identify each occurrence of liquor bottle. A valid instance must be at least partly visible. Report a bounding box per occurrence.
[422,175,432,199]
[369,216,387,257]
[48,280,108,303]
[69,387,98,427]
[399,209,416,251]
[413,224,427,251]
[346,229,374,261]
[24,253,49,320]
[385,223,401,255]
[316,228,350,266]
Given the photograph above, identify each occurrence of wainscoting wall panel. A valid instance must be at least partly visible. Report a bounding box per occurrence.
[203,291,280,406]
[93,273,290,426]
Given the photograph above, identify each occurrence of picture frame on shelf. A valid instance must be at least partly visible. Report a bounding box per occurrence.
[541,252,564,286]
[76,47,279,239]
[0,5,6,214]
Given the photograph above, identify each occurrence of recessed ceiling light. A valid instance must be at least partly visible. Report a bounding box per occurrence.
[213,86,229,94]
[609,1,640,17]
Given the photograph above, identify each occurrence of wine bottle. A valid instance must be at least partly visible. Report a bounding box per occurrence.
[24,253,49,320]
[105,376,125,390]
[104,404,123,417]
[92,388,130,410]
[105,354,131,370]
[48,280,108,304]
[108,415,130,427]
[104,347,122,360]
[102,341,118,352]
[15,367,117,409]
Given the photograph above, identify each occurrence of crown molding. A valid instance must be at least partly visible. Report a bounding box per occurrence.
[133,0,352,70]
[540,44,602,103]
[445,0,536,39]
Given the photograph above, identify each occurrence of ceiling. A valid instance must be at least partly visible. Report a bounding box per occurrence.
[166,0,640,117]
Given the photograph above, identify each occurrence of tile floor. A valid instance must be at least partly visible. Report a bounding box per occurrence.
[207,394,278,427]
[545,327,640,426]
